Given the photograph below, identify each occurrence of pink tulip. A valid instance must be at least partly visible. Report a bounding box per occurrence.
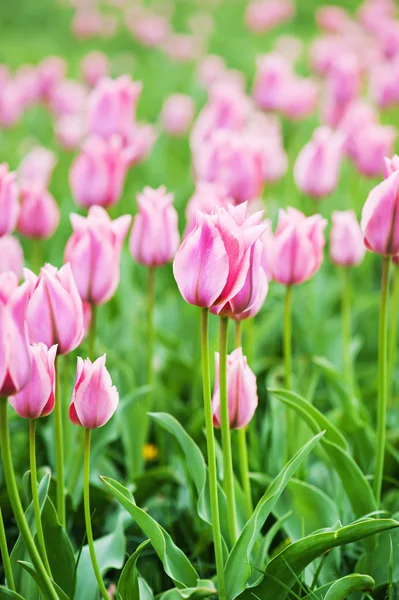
[350,124,397,178]
[87,75,143,142]
[162,34,202,63]
[0,236,24,278]
[69,355,118,429]
[130,187,179,267]
[71,9,103,40]
[279,77,319,120]
[184,182,229,236]
[361,158,399,255]
[24,263,84,355]
[55,114,86,151]
[338,99,378,156]
[65,207,131,305]
[18,187,60,240]
[70,135,131,208]
[212,348,257,429]
[50,79,87,118]
[321,54,361,127]
[81,52,109,88]
[294,127,343,199]
[316,5,351,33]
[369,58,399,109]
[160,94,195,137]
[37,57,66,102]
[197,55,226,90]
[125,8,170,48]
[245,0,294,34]
[273,35,304,64]
[18,146,57,189]
[252,53,292,111]
[330,211,366,267]
[0,164,20,237]
[9,343,57,419]
[0,272,31,397]
[271,208,327,285]
[14,65,40,108]
[0,81,23,128]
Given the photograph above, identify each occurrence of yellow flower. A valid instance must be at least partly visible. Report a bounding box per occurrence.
[142,443,158,461]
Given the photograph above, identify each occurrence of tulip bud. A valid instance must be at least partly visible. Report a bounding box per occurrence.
[37,56,66,102]
[69,355,119,429]
[81,52,109,88]
[0,236,24,278]
[0,272,32,397]
[160,93,195,137]
[129,186,179,267]
[65,207,132,305]
[18,146,56,189]
[18,186,60,239]
[212,348,257,429]
[349,124,397,178]
[9,343,57,419]
[330,211,366,267]
[0,164,20,236]
[24,263,84,355]
[55,114,86,151]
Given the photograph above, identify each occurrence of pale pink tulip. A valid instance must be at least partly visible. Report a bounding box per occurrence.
[0,236,24,278]
[81,52,109,88]
[18,187,60,240]
[330,210,366,267]
[18,147,57,189]
[37,57,66,102]
[245,0,294,33]
[350,124,397,178]
[50,79,87,117]
[0,164,20,236]
[160,94,195,137]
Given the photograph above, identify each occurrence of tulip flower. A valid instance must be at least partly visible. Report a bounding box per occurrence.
[24,263,84,355]
[330,211,366,267]
[18,187,60,239]
[252,53,293,111]
[245,0,294,33]
[0,272,31,397]
[184,182,229,236]
[69,355,118,429]
[321,54,361,128]
[0,236,24,277]
[65,206,132,305]
[125,8,170,48]
[197,55,226,90]
[129,186,179,267]
[0,163,20,237]
[37,56,66,102]
[294,127,343,199]
[212,348,258,429]
[349,124,397,178]
[160,93,195,137]
[50,80,87,118]
[55,114,86,151]
[18,146,56,189]
[81,51,109,88]
[9,343,57,419]
[0,81,23,128]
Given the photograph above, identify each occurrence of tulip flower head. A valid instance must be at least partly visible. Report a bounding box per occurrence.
[0,236,24,277]
[18,146,57,189]
[184,182,230,236]
[330,211,366,267]
[69,355,119,429]
[0,163,20,237]
[212,347,258,429]
[18,186,60,239]
[160,93,195,137]
[9,343,57,419]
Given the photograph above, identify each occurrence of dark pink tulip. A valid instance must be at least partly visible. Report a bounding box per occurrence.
[50,79,87,118]
[0,236,24,278]
[0,272,31,397]
[361,159,399,256]
[184,182,229,236]
[330,210,366,267]
[212,348,257,429]
[245,0,294,34]
[69,355,118,429]
[18,146,56,189]
[9,343,57,419]
[81,52,109,88]
[87,75,142,142]
[24,263,84,355]
[37,57,66,102]
[294,127,343,199]
[160,94,195,137]
[130,187,179,267]
[271,208,327,285]
[0,164,20,237]
[350,124,397,178]
[18,187,60,240]
[70,135,130,208]
[65,207,131,305]
[55,114,86,151]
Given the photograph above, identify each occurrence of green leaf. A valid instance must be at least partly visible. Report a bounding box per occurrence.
[101,476,198,588]
[323,574,375,600]
[241,518,399,599]
[134,467,180,507]
[119,386,152,480]
[159,580,217,599]
[17,561,70,600]
[0,587,25,599]
[225,431,324,600]
[138,577,154,600]
[117,539,150,600]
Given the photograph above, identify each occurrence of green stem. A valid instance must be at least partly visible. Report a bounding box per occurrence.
[84,429,109,600]
[244,318,255,365]
[341,267,354,394]
[284,285,293,459]
[0,506,15,591]
[234,320,242,349]
[88,304,97,360]
[219,316,238,545]
[147,267,155,394]
[201,309,226,600]
[54,356,65,527]
[388,265,399,405]
[0,399,59,600]
[374,256,391,505]
[30,420,52,576]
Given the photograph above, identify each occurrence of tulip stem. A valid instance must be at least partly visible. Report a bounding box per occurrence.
[388,265,399,405]
[375,256,391,505]
[0,399,59,600]
[29,419,52,576]
[201,309,226,600]
[0,506,15,591]
[54,356,65,528]
[234,320,242,349]
[89,304,97,360]
[147,267,156,394]
[284,285,293,459]
[219,316,238,545]
[341,267,354,394]
[83,428,109,600]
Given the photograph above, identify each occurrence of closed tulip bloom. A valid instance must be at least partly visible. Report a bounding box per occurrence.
[330,211,366,267]
[316,5,351,32]
[212,348,257,429]
[65,207,132,305]
[50,80,87,118]
[350,124,397,178]
[252,53,293,111]
[0,236,24,277]
[0,272,31,397]
[160,94,195,137]
[24,263,84,355]
[69,355,118,429]
[294,127,343,199]
[271,208,327,285]
[245,0,294,34]
[361,158,399,255]
[55,114,86,151]
[0,164,20,236]
[81,52,109,88]
[18,146,56,189]
[9,343,57,419]
[18,187,60,239]
[130,187,179,267]
[37,56,66,102]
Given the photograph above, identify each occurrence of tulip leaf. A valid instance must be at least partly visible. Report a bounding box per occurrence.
[17,561,70,600]
[0,587,25,599]
[117,539,150,600]
[100,476,198,588]
[225,431,324,600]
[240,518,399,599]
[323,573,375,600]
[159,580,217,599]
